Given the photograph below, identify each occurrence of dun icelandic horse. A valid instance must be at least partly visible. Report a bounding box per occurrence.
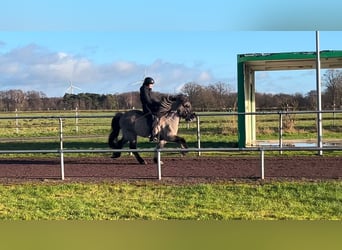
[108,94,196,164]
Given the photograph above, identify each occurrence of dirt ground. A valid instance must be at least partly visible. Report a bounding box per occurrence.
[0,154,341,183]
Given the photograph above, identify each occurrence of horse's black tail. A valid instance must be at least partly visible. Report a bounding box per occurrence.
[108,112,123,149]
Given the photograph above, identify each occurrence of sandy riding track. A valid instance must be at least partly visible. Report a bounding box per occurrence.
[0,155,341,183]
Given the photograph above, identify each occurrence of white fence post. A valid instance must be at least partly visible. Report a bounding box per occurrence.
[15,109,19,134]
[279,112,283,155]
[75,107,79,133]
[197,116,201,156]
[260,148,265,180]
[59,118,65,180]
[157,150,162,180]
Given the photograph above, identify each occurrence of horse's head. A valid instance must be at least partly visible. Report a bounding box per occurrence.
[160,94,196,121]
[172,94,196,122]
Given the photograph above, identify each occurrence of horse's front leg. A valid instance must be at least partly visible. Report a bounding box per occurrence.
[129,139,146,165]
[169,135,188,156]
[111,138,125,158]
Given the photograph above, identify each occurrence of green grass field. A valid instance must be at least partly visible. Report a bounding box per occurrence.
[0,181,340,220]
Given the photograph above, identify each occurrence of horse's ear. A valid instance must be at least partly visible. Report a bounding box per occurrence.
[179,94,188,102]
[168,95,177,101]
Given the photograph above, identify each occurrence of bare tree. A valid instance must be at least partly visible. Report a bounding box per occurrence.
[3,90,26,111]
[180,82,204,109]
[208,82,232,111]
[26,91,45,110]
[280,97,298,131]
[305,90,317,110]
[322,69,342,109]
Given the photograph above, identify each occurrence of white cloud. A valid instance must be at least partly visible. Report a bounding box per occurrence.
[112,61,136,73]
[198,71,211,82]
[56,52,67,59]
[0,44,225,97]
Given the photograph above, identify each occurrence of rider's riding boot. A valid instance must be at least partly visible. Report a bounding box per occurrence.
[149,132,158,142]
[151,134,159,142]
[149,135,154,142]
[150,118,159,142]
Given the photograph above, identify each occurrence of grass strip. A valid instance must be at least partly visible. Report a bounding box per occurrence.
[0,181,340,220]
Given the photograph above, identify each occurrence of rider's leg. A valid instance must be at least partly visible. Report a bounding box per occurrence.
[148,115,154,141]
[151,117,160,142]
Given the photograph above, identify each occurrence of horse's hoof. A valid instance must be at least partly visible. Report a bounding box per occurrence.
[111,153,121,158]
[137,159,147,165]
[181,149,189,156]
[153,158,164,165]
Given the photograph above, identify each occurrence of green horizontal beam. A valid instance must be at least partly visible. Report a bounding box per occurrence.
[237,50,342,63]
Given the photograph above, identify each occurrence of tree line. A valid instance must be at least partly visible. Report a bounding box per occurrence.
[1,70,341,112]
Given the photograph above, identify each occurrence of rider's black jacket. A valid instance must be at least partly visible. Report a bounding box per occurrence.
[139,84,160,116]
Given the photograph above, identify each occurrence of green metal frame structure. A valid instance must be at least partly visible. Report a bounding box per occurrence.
[237,50,342,148]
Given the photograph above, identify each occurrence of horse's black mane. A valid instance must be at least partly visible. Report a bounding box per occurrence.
[159,94,187,115]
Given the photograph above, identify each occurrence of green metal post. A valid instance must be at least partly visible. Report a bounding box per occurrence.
[237,59,246,148]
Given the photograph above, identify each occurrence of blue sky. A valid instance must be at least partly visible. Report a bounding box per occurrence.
[1,1,342,97]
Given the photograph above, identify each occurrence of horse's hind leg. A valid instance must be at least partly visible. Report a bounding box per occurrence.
[129,140,146,165]
[111,138,125,158]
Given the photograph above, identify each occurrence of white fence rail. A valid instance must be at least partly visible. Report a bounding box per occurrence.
[0,111,341,180]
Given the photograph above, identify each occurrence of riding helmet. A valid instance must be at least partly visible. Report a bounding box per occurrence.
[143,77,155,86]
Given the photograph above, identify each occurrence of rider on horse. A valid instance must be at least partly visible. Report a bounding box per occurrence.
[139,77,162,142]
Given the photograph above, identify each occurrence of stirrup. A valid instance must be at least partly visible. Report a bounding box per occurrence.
[150,134,159,142]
